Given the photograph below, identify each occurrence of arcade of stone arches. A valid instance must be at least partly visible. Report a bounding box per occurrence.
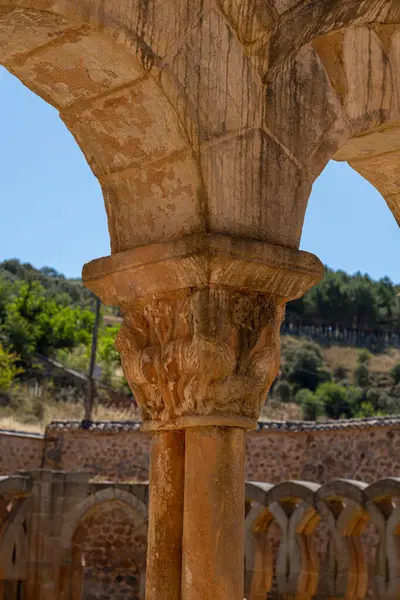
[0,470,400,600]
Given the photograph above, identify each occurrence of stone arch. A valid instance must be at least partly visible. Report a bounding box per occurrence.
[263,6,400,249]
[59,487,147,600]
[0,0,204,254]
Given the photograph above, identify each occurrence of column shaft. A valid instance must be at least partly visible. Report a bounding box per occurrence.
[182,426,246,600]
[146,430,185,600]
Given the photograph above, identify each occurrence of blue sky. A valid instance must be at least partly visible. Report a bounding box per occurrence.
[1,66,399,281]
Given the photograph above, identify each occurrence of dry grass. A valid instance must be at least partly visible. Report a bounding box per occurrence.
[282,334,400,375]
[0,383,139,434]
[0,416,43,434]
[260,400,302,421]
[323,345,400,374]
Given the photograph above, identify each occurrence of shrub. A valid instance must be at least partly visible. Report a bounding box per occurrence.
[315,382,362,419]
[354,363,369,388]
[365,388,381,410]
[390,363,400,387]
[357,349,372,365]
[274,380,292,403]
[356,402,376,418]
[283,342,331,392]
[333,365,347,382]
[295,389,323,421]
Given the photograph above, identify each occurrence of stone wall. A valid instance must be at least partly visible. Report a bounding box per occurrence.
[74,501,147,600]
[0,430,43,475]
[43,423,151,482]
[2,417,400,484]
[246,418,400,484]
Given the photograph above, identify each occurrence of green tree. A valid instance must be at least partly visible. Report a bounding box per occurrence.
[356,402,376,418]
[97,325,121,385]
[1,281,94,362]
[0,344,23,393]
[365,388,392,413]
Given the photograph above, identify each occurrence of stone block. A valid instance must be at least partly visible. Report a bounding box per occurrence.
[102,149,204,252]
[62,76,187,177]
[11,31,144,108]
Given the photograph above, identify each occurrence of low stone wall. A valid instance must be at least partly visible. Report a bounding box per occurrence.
[43,423,151,482]
[0,429,43,475]
[1,417,400,484]
[246,417,400,484]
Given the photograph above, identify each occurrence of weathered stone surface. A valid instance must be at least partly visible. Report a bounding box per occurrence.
[0,8,79,66]
[10,31,144,107]
[164,7,262,144]
[63,76,187,177]
[334,124,400,161]
[217,0,275,44]
[3,0,400,246]
[272,0,302,14]
[201,129,311,247]
[102,151,204,252]
[342,27,392,132]
[268,0,391,77]
[3,470,400,600]
[349,151,400,223]
[183,427,246,600]
[83,233,323,303]
[116,288,284,424]
[265,43,352,177]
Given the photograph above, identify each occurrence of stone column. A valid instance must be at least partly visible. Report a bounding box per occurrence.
[83,233,323,600]
[146,431,185,600]
[182,426,245,600]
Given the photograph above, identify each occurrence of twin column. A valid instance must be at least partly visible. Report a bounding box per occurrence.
[83,233,323,600]
[146,426,246,600]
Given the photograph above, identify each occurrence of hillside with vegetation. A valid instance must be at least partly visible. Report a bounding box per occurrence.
[1,259,400,430]
[286,267,400,332]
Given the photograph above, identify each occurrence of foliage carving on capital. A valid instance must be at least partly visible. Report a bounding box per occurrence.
[115,286,286,424]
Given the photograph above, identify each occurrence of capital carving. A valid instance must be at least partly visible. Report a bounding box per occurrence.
[115,287,284,426]
[83,234,323,429]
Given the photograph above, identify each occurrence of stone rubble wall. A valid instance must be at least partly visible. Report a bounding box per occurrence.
[1,418,400,484]
[76,501,147,600]
[246,420,400,484]
[0,430,43,475]
[43,424,151,482]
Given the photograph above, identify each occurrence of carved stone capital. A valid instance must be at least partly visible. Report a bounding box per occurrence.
[83,234,323,428]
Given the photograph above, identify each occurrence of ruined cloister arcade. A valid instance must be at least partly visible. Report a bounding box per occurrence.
[2,0,400,598]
